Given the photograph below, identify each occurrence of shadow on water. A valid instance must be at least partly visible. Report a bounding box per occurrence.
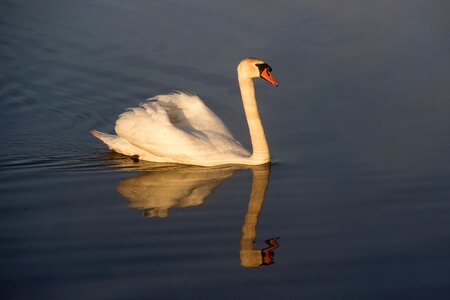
[104,153,280,268]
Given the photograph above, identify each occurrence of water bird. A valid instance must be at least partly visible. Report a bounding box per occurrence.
[92,57,278,166]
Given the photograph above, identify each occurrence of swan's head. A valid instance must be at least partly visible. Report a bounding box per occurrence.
[237,57,279,87]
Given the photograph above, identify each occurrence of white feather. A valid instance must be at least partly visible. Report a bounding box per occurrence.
[92,58,276,166]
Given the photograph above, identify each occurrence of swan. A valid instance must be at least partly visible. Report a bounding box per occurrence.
[91,57,279,166]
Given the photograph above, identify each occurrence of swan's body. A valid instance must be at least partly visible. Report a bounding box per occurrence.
[92,58,278,166]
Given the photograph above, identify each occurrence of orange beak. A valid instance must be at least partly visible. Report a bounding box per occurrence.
[261,68,279,87]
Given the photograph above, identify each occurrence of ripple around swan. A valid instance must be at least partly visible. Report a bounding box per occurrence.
[0,155,92,172]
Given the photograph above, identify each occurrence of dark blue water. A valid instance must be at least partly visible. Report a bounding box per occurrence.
[1,0,450,299]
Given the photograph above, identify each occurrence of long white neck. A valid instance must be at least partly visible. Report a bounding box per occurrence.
[238,76,270,164]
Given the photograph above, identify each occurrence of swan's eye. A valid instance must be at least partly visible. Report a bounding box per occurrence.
[256,63,272,75]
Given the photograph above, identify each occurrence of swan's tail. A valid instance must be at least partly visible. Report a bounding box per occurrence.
[91,130,149,160]
[91,130,120,149]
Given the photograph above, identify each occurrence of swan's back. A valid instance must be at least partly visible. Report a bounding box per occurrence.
[144,92,232,137]
[113,92,250,165]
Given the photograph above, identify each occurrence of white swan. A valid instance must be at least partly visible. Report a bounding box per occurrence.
[91,57,279,166]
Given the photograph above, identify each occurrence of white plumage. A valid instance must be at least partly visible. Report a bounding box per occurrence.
[92,57,278,166]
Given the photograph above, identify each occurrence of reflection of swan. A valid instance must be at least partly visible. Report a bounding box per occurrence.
[117,164,237,218]
[92,57,279,166]
[114,159,280,267]
[240,166,279,267]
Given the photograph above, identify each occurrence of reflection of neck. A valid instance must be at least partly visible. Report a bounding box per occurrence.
[240,165,270,267]
[238,76,270,164]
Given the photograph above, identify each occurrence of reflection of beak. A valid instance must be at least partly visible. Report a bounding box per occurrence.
[262,249,275,265]
[260,237,280,265]
[261,69,279,87]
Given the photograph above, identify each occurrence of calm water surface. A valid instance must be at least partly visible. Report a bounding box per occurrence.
[1,0,450,299]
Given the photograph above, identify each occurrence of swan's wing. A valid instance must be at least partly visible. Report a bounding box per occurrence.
[151,92,234,139]
[115,92,249,162]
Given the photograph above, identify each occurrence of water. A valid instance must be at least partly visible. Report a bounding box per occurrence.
[1,0,450,299]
